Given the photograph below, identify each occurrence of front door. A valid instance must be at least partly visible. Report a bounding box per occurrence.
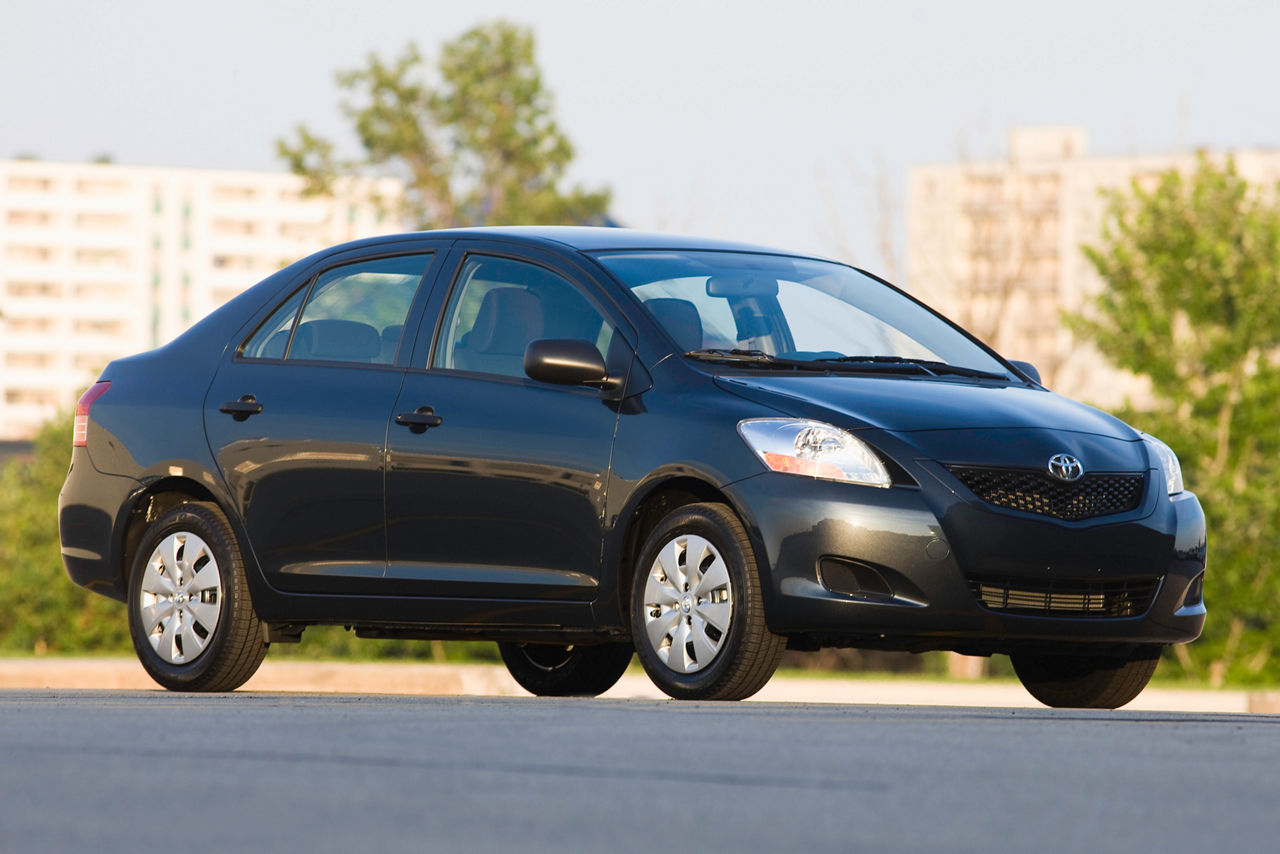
[384,250,632,618]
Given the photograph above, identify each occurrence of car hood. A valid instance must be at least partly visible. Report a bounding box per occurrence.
[714,374,1138,440]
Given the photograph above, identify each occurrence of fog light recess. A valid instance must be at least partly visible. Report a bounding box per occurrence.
[818,558,894,600]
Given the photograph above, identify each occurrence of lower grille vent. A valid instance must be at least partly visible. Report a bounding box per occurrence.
[968,576,1159,618]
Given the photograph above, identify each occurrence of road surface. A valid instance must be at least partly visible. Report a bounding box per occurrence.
[1,691,1275,853]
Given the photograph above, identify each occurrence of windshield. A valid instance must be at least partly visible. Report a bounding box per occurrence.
[593,250,1010,377]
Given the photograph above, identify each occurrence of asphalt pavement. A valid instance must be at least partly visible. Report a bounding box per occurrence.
[1,691,1277,853]
[0,657,1272,712]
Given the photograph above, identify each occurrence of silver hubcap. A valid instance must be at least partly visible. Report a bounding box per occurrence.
[642,534,733,673]
[138,532,223,665]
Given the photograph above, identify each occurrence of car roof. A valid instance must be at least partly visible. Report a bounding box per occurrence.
[331,226,826,258]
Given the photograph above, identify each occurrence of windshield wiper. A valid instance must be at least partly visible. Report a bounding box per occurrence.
[684,349,827,370]
[686,350,1010,380]
[812,355,1010,380]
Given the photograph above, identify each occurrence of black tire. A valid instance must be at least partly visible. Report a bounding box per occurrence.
[127,501,267,691]
[630,502,785,701]
[498,642,634,697]
[1010,647,1163,709]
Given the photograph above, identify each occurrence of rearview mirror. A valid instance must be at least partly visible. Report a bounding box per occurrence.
[524,338,612,388]
[706,274,779,298]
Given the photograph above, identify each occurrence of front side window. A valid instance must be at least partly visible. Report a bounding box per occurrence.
[434,255,615,378]
[240,254,430,365]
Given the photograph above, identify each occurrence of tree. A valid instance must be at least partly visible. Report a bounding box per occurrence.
[0,420,131,653]
[277,21,610,229]
[1069,156,1280,686]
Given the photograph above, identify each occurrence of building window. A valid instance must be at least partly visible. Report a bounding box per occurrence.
[75,212,130,231]
[212,218,258,237]
[75,178,128,195]
[73,319,126,335]
[74,283,132,300]
[5,352,53,369]
[4,389,60,406]
[6,281,60,297]
[212,254,258,270]
[6,316,55,334]
[74,248,129,267]
[73,354,115,372]
[214,185,257,202]
[6,210,55,227]
[6,175,53,192]
[5,245,55,263]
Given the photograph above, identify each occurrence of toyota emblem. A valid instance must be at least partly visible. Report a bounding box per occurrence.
[1047,453,1084,482]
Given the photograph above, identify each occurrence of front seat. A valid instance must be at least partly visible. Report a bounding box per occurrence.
[644,298,704,352]
[452,287,545,376]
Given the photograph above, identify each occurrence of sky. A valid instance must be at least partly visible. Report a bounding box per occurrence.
[4,0,1279,276]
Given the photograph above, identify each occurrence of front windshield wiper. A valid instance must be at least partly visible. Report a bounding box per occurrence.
[812,355,1010,380]
[685,350,1011,380]
[684,349,828,371]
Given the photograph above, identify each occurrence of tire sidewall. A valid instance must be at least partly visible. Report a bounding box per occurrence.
[498,642,632,697]
[629,505,757,699]
[127,504,246,690]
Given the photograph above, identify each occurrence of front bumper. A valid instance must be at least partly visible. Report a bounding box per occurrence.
[724,470,1206,653]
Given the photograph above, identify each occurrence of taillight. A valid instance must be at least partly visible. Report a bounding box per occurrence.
[73,381,112,447]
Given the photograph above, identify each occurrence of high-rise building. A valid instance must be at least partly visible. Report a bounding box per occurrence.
[0,159,403,439]
[906,127,1280,407]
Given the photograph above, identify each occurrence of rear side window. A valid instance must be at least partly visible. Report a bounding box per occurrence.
[240,254,431,364]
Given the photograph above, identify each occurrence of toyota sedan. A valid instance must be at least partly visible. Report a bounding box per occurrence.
[59,227,1206,706]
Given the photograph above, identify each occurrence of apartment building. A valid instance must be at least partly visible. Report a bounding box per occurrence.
[906,127,1280,408]
[0,159,403,439]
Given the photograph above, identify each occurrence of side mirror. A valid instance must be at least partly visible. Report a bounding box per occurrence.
[524,338,614,388]
[1009,360,1042,385]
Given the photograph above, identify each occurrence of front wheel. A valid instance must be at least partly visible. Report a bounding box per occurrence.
[498,642,634,697]
[127,501,267,691]
[1010,647,1163,709]
[630,502,785,701]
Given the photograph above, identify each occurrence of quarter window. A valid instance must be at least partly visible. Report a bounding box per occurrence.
[434,255,615,378]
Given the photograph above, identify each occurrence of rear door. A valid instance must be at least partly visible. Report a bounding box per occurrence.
[204,245,448,594]
[383,243,636,618]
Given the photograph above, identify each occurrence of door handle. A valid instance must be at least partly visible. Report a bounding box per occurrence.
[219,395,263,421]
[395,405,443,434]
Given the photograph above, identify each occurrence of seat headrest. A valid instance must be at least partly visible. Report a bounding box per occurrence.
[291,319,381,362]
[469,288,544,355]
[644,298,703,352]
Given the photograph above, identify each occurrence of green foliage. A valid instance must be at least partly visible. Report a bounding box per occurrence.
[1069,156,1280,685]
[0,419,132,654]
[278,21,610,229]
[269,627,501,664]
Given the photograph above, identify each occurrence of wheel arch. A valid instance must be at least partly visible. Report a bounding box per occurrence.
[608,474,753,628]
[116,477,260,596]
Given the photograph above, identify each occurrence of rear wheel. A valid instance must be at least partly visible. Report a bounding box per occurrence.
[630,502,785,701]
[127,501,267,692]
[498,642,633,697]
[1010,647,1163,709]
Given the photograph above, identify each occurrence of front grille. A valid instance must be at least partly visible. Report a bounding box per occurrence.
[968,576,1160,618]
[945,465,1144,521]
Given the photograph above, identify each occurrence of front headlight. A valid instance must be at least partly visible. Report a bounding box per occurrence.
[1142,434,1184,495]
[738,419,891,487]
